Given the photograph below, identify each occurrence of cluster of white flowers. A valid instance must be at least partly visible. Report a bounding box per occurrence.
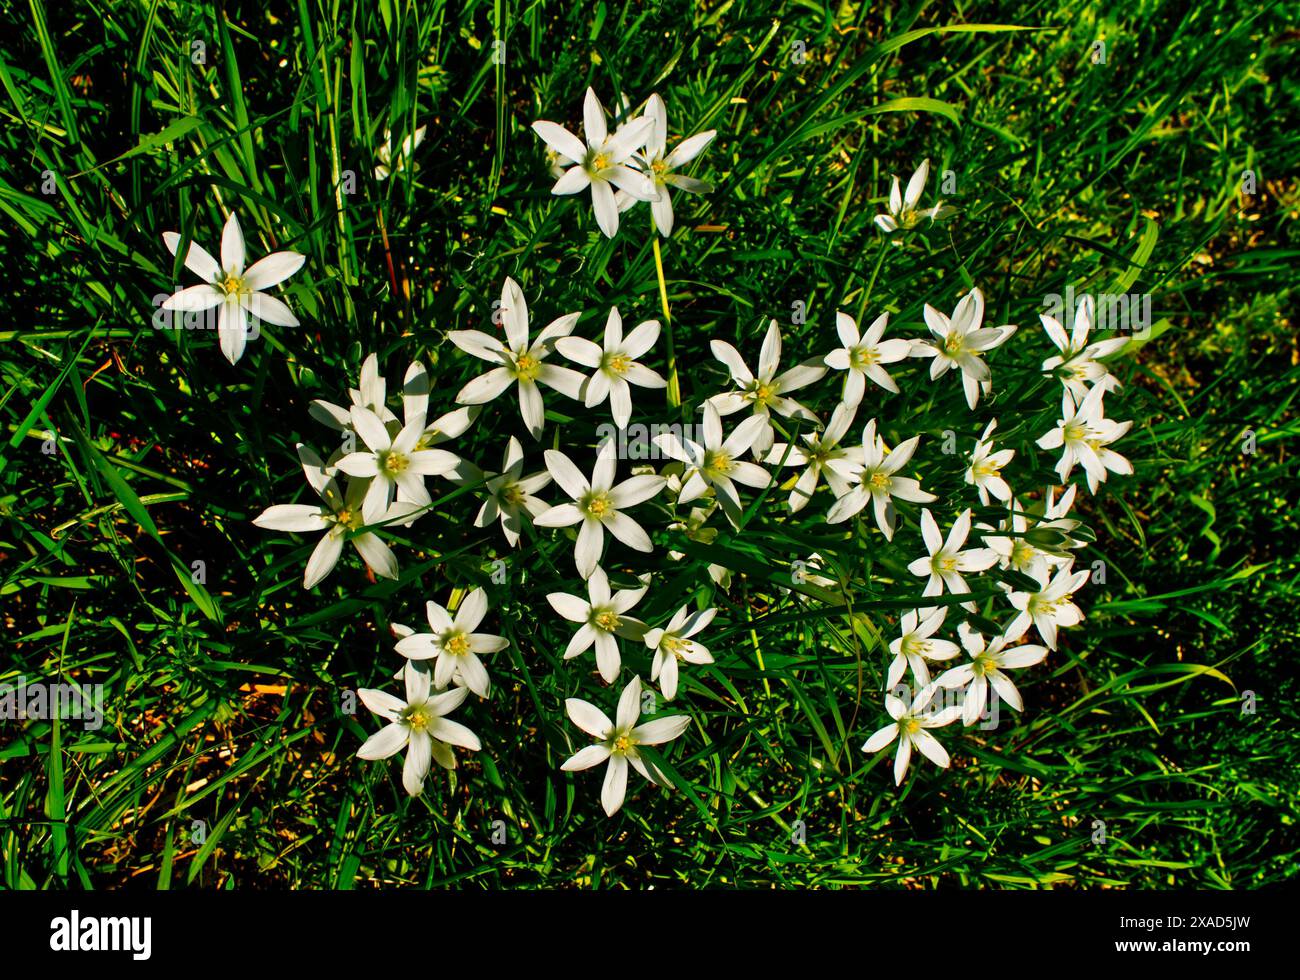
[532,88,716,238]
[185,85,1135,808]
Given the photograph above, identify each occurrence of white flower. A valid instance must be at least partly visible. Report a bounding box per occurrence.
[654,402,771,527]
[907,508,999,612]
[531,87,658,238]
[618,93,716,237]
[333,404,459,523]
[474,436,551,547]
[873,159,954,233]
[374,124,426,180]
[826,420,935,538]
[392,589,508,698]
[823,311,911,405]
[448,276,587,439]
[644,605,716,700]
[1041,295,1127,400]
[886,607,961,689]
[911,288,1016,410]
[546,567,649,683]
[161,212,305,364]
[979,501,1051,582]
[965,419,1015,504]
[252,444,421,589]
[1005,562,1091,650]
[707,319,826,456]
[861,684,962,785]
[555,307,666,428]
[561,675,691,815]
[1036,385,1133,493]
[356,662,482,796]
[534,440,665,579]
[765,401,857,513]
[937,624,1049,726]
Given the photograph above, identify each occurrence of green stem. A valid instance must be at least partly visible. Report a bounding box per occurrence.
[651,226,681,410]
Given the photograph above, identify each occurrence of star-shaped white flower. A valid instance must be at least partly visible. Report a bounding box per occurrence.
[561,675,691,815]
[824,311,912,405]
[252,444,421,589]
[1041,295,1127,400]
[707,319,826,456]
[531,87,658,238]
[965,419,1016,505]
[765,401,857,513]
[356,662,482,796]
[1005,561,1091,650]
[333,404,459,523]
[392,589,508,698]
[654,401,771,527]
[886,607,961,689]
[1036,385,1133,493]
[374,124,426,181]
[474,436,552,547]
[644,604,716,700]
[534,440,665,579]
[161,212,305,364]
[546,568,649,683]
[979,501,1051,583]
[861,684,962,785]
[874,159,956,234]
[937,623,1049,726]
[448,276,587,439]
[555,307,666,428]
[910,288,1016,410]
[907,508,999,612]
[826,420,936,538]
[617,93,716,237]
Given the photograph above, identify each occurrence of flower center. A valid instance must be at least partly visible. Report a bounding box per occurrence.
[650,158,669,178]
[933,554,959,574]
[867,470,891,491]
[612,732,633,754]
[973,653,998,676]
[900,717,922,736]
[593,609,621,633]
[974,460,1000,478]
[1063,421,1090,443]
[662,633,693,660]
[443,632,470,657]
[1029,594,1063,616]
[502,482,526,507]
[604,351,632,376]
[943,333,964,355]
[333,507,363,531]
[902,634,931,658]
[583,491,614,519]
[849,346,877,368]
[403,705,432,732]
[750,381,777,405]
[1010,539,1036,567]
[514,353,542,382]
[588,150,611,174]
[703,449,734,475]
[381,450,409,475]
[220,272,246,296]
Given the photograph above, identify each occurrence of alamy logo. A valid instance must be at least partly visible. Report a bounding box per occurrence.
[1043,285,1152,340]
[0,675,103,731]
[49,910,152,960]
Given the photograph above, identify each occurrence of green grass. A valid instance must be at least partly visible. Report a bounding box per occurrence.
[2,0,1298,889]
